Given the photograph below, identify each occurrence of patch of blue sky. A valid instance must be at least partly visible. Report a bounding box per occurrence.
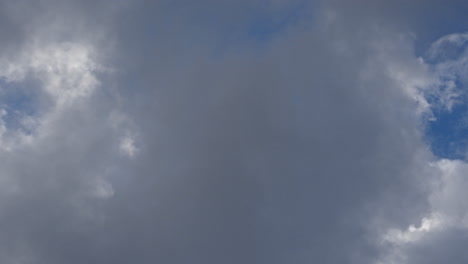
[425,39,468,65]
[413,3,468,57]
[423,33,468,160]
[425,91,468,160]
[245,2,310,42]
[210,1,314,55]
[0,78,37,133]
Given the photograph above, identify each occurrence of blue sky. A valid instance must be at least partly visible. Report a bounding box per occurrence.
[426,99,468,159]
[0,77,38,133]
[244,2,309,41]
[423,33,468,160]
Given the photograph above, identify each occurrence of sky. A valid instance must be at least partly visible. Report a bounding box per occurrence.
[0,0,468,263]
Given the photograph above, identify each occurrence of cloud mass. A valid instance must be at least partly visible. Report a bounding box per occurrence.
[0,0,468,263]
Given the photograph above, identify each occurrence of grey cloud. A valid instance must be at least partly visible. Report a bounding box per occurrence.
[0,1,463,264]
[95,4,432,263]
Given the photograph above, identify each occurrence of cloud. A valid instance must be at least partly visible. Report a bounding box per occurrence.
[375,32,468,263]
[377,159,468,264]
[0,1,467,264]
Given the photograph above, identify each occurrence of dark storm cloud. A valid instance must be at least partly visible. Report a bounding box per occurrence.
[0,1,465,264]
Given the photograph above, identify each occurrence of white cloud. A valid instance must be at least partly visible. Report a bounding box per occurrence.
[0,15,135,249]
[383,214,445,245]
[119,135,138,158]
[0,41,100,107]
[377,159,468,263]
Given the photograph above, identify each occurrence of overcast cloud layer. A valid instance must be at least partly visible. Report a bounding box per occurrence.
[1,1,468,263]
